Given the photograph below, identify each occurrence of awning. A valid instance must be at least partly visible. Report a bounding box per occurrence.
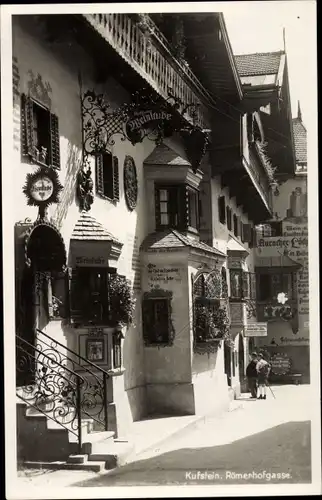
[25,219,67,272]
[256,255,302,269]
[70,212,123,267]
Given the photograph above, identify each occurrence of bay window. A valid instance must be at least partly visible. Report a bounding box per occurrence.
[155,184,199,232]
[229,270,256,300]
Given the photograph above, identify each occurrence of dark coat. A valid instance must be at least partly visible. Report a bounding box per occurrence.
[246,360,258,378]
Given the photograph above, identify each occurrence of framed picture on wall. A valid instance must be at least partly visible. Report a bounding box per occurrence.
[86,338,105,362]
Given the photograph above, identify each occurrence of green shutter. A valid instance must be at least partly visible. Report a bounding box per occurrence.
[50,112,60,169]
[112,156,120,201]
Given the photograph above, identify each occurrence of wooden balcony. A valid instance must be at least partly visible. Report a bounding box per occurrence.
[83,13,213,129]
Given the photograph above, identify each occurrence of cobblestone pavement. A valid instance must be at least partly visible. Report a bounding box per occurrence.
[14,385,313,491]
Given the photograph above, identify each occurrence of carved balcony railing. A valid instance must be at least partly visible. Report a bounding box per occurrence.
[243,149,272,213]
[83,13,213,129]
[256,299,298,323]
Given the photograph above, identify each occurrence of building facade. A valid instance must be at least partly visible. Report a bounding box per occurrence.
[254,104,309,382]
[13,13,300,464]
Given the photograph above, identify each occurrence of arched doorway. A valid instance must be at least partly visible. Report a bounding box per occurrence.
[16,220,66,386]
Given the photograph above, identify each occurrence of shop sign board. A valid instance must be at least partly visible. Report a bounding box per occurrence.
[244,323,268,337]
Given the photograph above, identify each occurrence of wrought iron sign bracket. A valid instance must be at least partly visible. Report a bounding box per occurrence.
[80,87,209,173]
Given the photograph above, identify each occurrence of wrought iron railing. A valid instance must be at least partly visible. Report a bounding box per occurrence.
[83,13,212,129]
[16,329,110,453]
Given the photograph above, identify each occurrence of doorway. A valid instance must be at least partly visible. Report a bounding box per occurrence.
[238,333,245,381]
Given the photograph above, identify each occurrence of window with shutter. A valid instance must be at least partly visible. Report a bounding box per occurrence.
[95,152,119,202]
[142,298,170,344]
[218,196,226,224]
[21,94,60,168]
[155,184,192,232]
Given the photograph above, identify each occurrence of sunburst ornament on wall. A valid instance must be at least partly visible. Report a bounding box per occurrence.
[23,166,63,209]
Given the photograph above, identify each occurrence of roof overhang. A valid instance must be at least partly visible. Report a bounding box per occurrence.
[182,13,243,102]
[70,213,123,267]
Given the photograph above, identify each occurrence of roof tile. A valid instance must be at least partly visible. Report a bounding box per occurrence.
[71,212,121,244]
[140,229,226,257]
[144,144,191,166]
[235,51,283,76]
[292,118,307,165]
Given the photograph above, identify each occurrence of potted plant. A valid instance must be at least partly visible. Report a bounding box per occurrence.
[109,275,136,328]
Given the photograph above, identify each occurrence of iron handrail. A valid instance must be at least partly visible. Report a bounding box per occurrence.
[35,329,109,384]
[36,328,110,377]
[16,334,86,384]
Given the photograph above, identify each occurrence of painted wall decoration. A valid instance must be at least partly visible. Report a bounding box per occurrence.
[123,156,138,211]
[27,70,52,109]
[147,263,183,286]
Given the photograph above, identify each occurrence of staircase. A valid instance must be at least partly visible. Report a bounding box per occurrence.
[16,329,133,471]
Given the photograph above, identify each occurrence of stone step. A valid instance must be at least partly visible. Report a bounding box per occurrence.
[22,460,106,473]
[88,442,135,468]
[67,454,88,464]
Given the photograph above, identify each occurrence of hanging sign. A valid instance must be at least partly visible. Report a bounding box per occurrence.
[23,167,63,208]
[244,323,268,337]
[30,176,54,201]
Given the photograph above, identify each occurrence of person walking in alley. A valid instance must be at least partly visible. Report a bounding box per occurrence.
[256,352,271,400]
[246,352,258,399]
